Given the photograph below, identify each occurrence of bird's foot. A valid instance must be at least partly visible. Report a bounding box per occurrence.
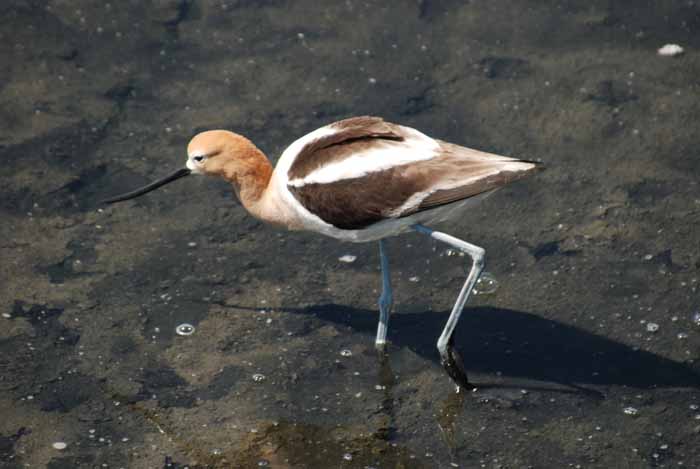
[440,344,475,392]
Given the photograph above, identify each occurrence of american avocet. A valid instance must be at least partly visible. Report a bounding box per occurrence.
[105,116,542,389]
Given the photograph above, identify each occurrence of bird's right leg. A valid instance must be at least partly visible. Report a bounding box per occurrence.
[375,238,393,350]
[413,224,485,391]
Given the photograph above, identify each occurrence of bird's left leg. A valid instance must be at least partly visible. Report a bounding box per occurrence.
[413,224,485,390]
[375,239,394,350]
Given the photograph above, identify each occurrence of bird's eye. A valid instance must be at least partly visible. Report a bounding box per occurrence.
[193,155,206,163]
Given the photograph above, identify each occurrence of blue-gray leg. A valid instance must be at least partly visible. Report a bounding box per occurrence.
[413,224,485,390]
[375,239,393,350]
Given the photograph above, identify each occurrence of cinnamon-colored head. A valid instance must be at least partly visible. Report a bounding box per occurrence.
[186,130,253,178]
[103,129,272,205]
[186,130,272,201]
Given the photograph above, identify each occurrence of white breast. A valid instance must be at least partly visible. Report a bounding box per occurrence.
[268,125,343,234]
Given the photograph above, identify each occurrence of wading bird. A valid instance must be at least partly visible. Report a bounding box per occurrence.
[104,116,541,389]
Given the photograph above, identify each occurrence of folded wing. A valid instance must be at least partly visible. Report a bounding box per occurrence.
[286,117,540,230]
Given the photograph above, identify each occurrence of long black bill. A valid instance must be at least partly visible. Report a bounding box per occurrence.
[102,168,191,204]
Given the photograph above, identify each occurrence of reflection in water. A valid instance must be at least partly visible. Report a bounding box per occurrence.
[375,350,397,441]
[437,391,466,461]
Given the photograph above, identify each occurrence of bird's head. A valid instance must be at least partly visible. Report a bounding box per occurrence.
[186,130,244,178]
[103,130,263,204]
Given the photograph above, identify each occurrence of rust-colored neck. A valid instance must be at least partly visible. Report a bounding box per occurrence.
[189,130,292,227]
[221,139,273,209]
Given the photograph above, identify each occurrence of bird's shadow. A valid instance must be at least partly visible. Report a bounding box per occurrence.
[271,303,700,391]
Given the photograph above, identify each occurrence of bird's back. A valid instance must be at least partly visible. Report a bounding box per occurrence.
[270,116,540,238]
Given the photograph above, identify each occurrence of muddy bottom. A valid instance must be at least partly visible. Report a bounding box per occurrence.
[1,1,700,468]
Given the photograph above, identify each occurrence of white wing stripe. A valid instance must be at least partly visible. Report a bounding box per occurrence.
[288,146,433,186]
[288,127,439,187]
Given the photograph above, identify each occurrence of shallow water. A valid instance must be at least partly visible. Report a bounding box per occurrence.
[1,1,700,467]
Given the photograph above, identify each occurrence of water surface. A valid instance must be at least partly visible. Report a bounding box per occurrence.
[1,1,699,467]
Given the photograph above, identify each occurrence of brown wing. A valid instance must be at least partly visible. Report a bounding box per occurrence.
[413,141,543,212]
[289,166,424,230]
[287,116,404,180]
[288,124,541,230]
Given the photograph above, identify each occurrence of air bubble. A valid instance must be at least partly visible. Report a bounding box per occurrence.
[175,323,195,336]
[340,349,352,357]
[343,453,353,461]
[257,460,269,467]
[692,311,700,326]
[473,272,499,295]
[623,406,639,415]
[646,322,659,333]
[252,373,266,382]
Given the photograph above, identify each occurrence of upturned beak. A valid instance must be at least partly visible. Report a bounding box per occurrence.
[102,168,191,204]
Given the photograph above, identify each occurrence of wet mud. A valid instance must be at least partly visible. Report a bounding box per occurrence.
[2,1,700,467]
